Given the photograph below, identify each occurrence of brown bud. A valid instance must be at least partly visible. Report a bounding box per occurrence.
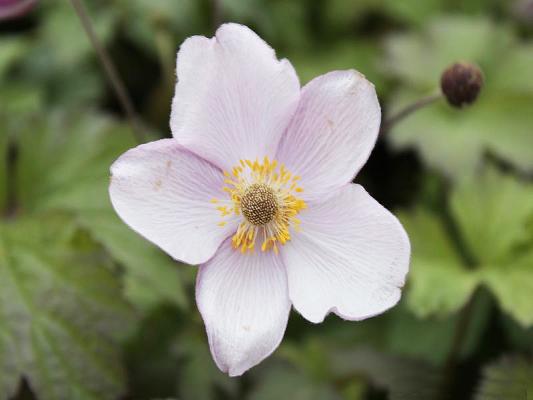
[440,62,484,108]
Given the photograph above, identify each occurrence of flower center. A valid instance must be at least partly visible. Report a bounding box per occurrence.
[212,157,306,254]
[240,183,279,226]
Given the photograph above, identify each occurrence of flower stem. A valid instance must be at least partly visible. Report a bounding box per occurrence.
[381,92,443,134]
[439,291,477,399]
[69,0,145,143]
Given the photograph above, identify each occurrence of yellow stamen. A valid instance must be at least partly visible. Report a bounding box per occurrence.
[214,156,306,254]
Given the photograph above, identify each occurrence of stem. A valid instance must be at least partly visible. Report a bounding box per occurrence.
[70,0,145,143]
[381,92,443,134]
[439,292,476,399]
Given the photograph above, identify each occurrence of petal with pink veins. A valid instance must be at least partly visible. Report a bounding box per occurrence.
[170,23,300,171]
[109,139,237,265]
[276,70,381,202]
[196,239,291,377]
[282,184,410,323]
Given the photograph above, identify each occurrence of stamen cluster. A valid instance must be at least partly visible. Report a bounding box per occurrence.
[212,157,307,254]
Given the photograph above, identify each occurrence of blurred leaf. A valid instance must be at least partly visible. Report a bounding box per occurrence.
[77,210,188,311]
[13,111,188,310]
[116,0,203,55]
[175,333,238,400]
[384,16,509,88]
[279,337,333,381]
[399,210,477,316]
[389,91,533,179]
[381,0,445,26]
[289,41,386,92]
[386,296,491,366]
[0,37,28,77]
[0,83,43,119]
[325,0,380,29]
[255,0,310,51]
[0,131,8,213]
[330,348,443,400]
[40,2,117,67]
[491,44,533,94]
[0,214,133,399]
[385,16,533,178]
[401,167,533,326]
[125,305,186,399]
[475,356,533,400]
[481,251,533,327]
[249,362,341,400]
[451,167,533,264]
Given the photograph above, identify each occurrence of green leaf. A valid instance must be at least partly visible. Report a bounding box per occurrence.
[77,210,188,311]
[14,111,188,310]
[116,0,203,55]
[249,362,341,400]
[385,16,533,178]
[330,348,443,400]
[399,210,477,316]
[0,83,43,120]
[401,167,533,326]
[289,41,386,92]
[384,16,509,89]
[451,167,533,265]
[385,298,491,366]
[0,131,8,213]
[475,356,533,400]
[0,37,28,77]
[175,333,238,400]
[0,214,133,400]
[40,2,117,67]
[481,251,533,327]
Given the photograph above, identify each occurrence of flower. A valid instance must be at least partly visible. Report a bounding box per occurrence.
[109,23,410,376]
[0,0,37,20]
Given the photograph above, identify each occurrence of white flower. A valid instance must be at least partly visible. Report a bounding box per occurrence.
[109,23,410,377]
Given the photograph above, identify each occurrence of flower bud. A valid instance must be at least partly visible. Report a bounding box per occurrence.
[440,62,484,108]
[0,0,37,21]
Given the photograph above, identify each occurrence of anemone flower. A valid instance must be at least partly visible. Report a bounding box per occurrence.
[109,23,410,376]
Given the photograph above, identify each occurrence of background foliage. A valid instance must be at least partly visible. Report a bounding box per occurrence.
[0,0,532,399]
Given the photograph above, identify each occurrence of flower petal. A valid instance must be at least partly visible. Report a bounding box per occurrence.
[282,184,410,323]
[170,23,300,171]
[196,239,290,376]
[109,139,236,265]
[276,70,381,202]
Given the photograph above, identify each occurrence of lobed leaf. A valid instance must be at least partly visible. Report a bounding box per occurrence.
[0,214,133,400]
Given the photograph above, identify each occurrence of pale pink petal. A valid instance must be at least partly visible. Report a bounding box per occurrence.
[170,23,300,171]
[283,184,410,323]
[109,139,237,265]
[275,70,381,202]
[196,239,291,377]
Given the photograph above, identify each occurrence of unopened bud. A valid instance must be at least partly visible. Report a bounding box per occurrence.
[440,62,484,108]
